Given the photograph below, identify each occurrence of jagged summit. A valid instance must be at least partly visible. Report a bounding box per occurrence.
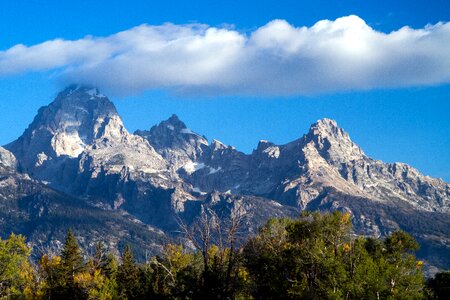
[135,114,202,137]
[55,85,114,110]
[303,118,365,164]
[5,85,167,185]
[136,114,188,141]
[5,85,125,170]
[307,118,353,142]
[165,114,187,129]
[136,114,208,168]
[256,140,275,151]
[135,116,208,176]
[1,86,449,270]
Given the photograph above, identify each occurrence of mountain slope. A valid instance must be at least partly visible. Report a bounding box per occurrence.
[3,86,449,269]
[176,118,449,213]
[0,147,167,259]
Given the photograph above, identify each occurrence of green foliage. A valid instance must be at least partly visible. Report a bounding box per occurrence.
[0,233,34,299]
[39,254,65,298]
[243,211,426,299]
[243,217,292,298]
[61,229,84,282]
[145,244,200,298]
[117,245,143,299]
[0,212,434,299]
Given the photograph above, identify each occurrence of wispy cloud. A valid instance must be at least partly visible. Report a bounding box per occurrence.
[1,15,449,96]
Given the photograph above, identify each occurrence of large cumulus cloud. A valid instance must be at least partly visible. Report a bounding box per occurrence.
[1,15,449,96]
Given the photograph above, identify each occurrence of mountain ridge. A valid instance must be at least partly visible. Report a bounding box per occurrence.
[1,86,449,270]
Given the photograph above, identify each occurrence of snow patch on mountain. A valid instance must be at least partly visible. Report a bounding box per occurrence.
[183,161,206,174]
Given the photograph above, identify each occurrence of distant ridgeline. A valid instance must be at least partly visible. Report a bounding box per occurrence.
[2,211,448,299]
[0,85,449,275]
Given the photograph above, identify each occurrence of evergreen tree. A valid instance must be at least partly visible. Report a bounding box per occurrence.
[61,229,84,280]
[117,245,142,299]
[103,253,119,279]
[60,229,84,298]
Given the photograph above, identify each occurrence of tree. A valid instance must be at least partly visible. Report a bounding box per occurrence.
[117,245,142,299]
[61,229,84,281]
[70,242,119,300]
[0,233,35,298]
[243,211,426,299]
[60,229,85,298]
[243,217,293,299]
[0,212,431,299]
[147,244,200,298]
[39,254,64,298]
[74,267,118,300]
[381,231,424,298]
[93,242,108,271]
[178,203,247,299]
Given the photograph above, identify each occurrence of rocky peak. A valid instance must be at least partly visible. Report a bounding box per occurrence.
[303,118,365,164]
[53,85,118,117]
[307,118,351,143]
[256,140,275,151]
[252,140,281,161]
[135,115,208,172]
[135,114,186,138]
[5,85,128,172]
[137,114,208,151]
[210,139,227,151]
[165,114,187,131]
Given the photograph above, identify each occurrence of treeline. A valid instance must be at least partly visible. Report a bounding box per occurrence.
[0,211,449,299]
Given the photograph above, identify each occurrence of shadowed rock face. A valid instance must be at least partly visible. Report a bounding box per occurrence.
[2,86,449,268]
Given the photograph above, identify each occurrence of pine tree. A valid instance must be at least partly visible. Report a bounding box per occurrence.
[60,229,84,297]
[117,245,142,299]
[103,253,119,279]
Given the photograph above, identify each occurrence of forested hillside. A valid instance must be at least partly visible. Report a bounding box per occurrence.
[1,211,447,299]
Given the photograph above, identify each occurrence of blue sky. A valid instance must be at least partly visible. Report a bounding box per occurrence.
[0,0,449,181]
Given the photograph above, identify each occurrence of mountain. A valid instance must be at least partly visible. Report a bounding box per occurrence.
[135,114,209,171]
[6,85,168,188]
[175,118,448,213]
[3,86,450,269]
[0,146,167,259]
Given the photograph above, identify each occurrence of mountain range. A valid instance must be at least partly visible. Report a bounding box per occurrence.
[1,85,449,270]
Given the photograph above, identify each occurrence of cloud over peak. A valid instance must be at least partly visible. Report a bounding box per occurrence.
[1,15,449,96]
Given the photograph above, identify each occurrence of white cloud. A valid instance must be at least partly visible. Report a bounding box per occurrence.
[1,15,449,96]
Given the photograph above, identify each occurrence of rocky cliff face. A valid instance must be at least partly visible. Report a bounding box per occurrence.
[176,118,449,214]
[0,146,167,258]
[6,86,172,205]
[135,114,208,172]
[2,86,449,268]
[0,147,16,173]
